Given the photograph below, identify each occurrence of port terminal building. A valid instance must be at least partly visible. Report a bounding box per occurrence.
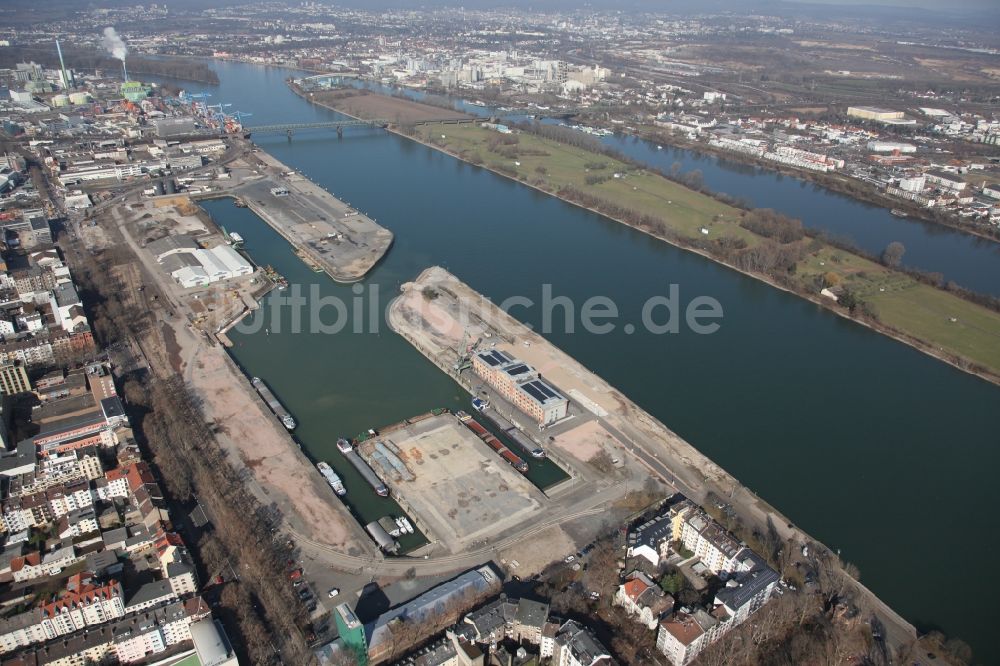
[146,234,253,288]
[472,350,568,425]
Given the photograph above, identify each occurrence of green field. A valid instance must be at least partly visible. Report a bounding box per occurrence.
[413,123,1000,380]
[417,124,755,244]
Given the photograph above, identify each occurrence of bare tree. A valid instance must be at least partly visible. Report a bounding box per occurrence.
[881,241,906,267]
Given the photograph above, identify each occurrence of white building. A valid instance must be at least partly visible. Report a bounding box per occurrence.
[614,571,674,630]
[551,620,613,666]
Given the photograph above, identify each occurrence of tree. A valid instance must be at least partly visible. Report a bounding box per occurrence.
[659,569,686,595]
[881,241,906,267]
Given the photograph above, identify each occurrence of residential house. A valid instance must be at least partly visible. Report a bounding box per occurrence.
[614,571,674,630]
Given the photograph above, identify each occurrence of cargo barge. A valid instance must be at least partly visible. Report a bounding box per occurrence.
[339,440,389,496]
[250,377,296,430]
[365,521,398,553]
[472,399,545,458]
[455,411,529,473]
[316,462,346,496]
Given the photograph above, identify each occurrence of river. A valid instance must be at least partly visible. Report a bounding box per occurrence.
[346,77,1000,297]
[164,61,998,661]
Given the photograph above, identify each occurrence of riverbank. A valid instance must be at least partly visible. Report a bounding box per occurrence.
[390,121,1000,384]
[629,125,1000,244]
[389,265,920,657]
[290,83,1000,383]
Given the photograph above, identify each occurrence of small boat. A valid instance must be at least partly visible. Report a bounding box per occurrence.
[890,209,909,218]
[393,518,409,534]
[233,198,248,208]
[336,438,353,454]
[471,397,488,412]
[530,448,547,459]
[317,462,347,496]
[399,517,414,534]
[281,414,297,430]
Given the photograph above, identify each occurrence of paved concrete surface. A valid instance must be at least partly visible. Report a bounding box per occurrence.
[360,414,547,554]
[231,151,393,282]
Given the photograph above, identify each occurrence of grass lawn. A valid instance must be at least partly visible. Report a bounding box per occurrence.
[412,122,1000,379]
[418,124,754,244]
[798,246,1000,371]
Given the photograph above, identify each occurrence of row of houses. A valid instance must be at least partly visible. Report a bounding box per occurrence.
[620,499,780,665]
[0,246,96,369]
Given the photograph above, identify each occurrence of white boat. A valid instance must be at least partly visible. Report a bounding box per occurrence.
[317,462,347,496]
[399,517,414,534]
[336,438,353,453]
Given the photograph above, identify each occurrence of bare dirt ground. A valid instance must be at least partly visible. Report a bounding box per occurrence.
[311,89,473,124]
[108,199,373,558]
[178,328,371,555]
[553,420,624,464]
[496,525,575,577]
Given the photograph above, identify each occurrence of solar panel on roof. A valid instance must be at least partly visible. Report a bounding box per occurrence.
[521,382,549,403]
[505,363,530,376]
[532,381,559,399]
[479,351,505,366]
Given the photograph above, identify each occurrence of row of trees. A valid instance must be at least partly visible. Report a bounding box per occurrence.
[73,246,314,665]
[0,46,220,84]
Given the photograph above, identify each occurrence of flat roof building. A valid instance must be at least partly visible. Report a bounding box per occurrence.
[472,349,568,425]
[190,618,239,666]
[0,362,31,396]
[847,106,905,122]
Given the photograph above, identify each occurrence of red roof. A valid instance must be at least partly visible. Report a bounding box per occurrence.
[622,577,650,603]
[40,580,120,617]
[10,552,41,572]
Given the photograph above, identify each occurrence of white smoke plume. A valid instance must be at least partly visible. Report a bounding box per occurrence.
[102,27,128,61]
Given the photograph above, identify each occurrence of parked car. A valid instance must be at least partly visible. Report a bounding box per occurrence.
[328,588,340,599]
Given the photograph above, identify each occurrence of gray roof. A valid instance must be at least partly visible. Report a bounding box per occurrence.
[100,396,126,421]
[190,618,237,666]
[367,566,500,652]
[84,549,119,573]
[464,598,506,637]
[52,282,80,308]
[31,393,98,423]
[125,579,175,609]
[160,251,202,273]
[715,550,779,611]
[628,513,672,552]
[514,598,549,629]
[555,620,614,666]
[0,439,36,476]
[147,234,198,259]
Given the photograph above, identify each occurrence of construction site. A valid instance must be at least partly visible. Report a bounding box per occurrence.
[354,411,549,556]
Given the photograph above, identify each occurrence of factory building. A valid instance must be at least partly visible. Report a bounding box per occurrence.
[847,106,904,122]
[319,566,500,665]
[147,235,253,288]
[472,349,568,425]
[866,141,917,154]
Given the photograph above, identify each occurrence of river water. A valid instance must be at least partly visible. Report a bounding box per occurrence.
[166,62,999,660]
